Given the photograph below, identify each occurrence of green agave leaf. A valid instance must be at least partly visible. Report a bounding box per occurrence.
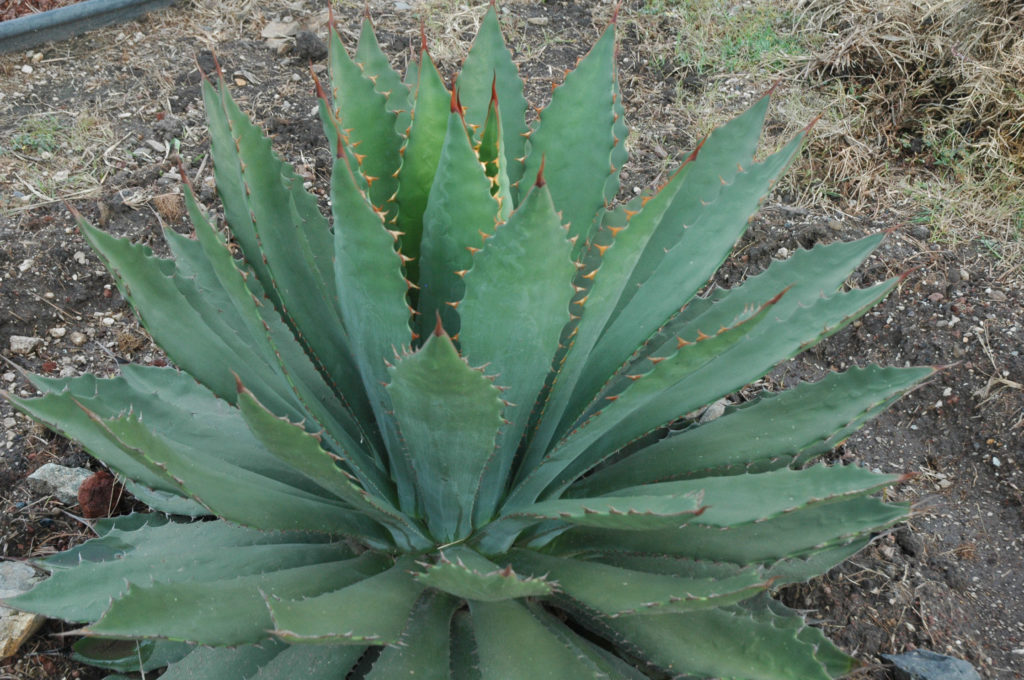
[328,23,402,223]
[331,148,417,511]
[476,85,514,220]
[458,5,528,197]
[395,48,450,272]
[603,76,629,206]
[520,162,694,471]
[8,384,183,506]
[202,79,358,408]
[9,518,349,623]
[154,641,284,680]
[502,491,705,532]
[650,235,887,353]
[507,288,782,510]
[84,552,390,646]
[598,594,852,680]
[543,278,900,499]
[469,599,618,679]
[364,592,459,679]
[26,365,335,497]
[119,482,208,516]
[414,546,554,602]
[450,609,482,680]
[586,547,869,593]
[73,638,192,673]
[267,557,424,645]
[174,188,386,483]
[118,640,365,680]
[605,464,904,526]
[90,411,385,539]
[354,18,412,133]
[74,218,283,415]
[386,330,504,542]
[459,180,575,525]
[417,98,502,338]
[509,549,767,616]
[235,387,427,551]
[574,132,806,419]
[574,365,933,495]
[763,538,873,586]
[235,385,423,548]
[522,22,617,253]
[248,644,366,680]
[551,494,907,565]
[607,94,771,326]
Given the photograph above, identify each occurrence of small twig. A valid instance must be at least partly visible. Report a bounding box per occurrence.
[27,292,80,323]
[4,188,98,215]
[972,322,1023,405]
[13,173,54,202]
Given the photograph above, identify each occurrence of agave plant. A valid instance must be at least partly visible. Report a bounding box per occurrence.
[4,7,931,679]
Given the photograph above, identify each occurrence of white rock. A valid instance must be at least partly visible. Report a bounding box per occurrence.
[26,463,92,505]
[69,331,87,346]
[73,250,87,265]
[992,456,1001,467]
[48,327,66,339]
[8,336,43,355]
[17,259,33,273]
[0,562,45,658]
[20,64,32,74]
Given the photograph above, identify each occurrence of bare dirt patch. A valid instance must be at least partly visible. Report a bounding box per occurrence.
[1,0,1022,678]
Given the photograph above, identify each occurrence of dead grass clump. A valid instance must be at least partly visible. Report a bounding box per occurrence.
[785,0,1024,272]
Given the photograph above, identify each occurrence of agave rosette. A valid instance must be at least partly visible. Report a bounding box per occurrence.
[4,7,931,679]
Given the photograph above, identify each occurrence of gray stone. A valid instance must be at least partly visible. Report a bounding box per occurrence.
[8,336,42,355]
[0,562,44,658]
[698,398,729,424]
[883,650,981,680]
[26,463,92,505]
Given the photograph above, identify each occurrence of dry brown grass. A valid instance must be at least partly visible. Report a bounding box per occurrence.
[784,0,1024,276]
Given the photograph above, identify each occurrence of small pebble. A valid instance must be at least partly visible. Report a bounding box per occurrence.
[101,317,115,326]
[21,64,33,74]
[48,327,67,339]
[992,456,1001,467]
[69,331,87,346]
[18,258,33,272]
[9,335,43,355]
[73,251,87,265]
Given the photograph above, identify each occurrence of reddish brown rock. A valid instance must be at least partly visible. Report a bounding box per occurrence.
[77,469,124,519]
